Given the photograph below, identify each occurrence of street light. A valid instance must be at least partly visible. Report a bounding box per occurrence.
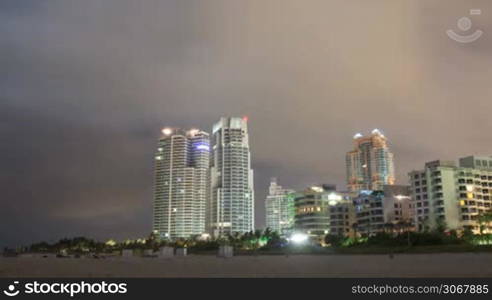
[290,233,308,245]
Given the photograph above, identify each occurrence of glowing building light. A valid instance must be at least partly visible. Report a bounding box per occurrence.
[196,144,210,151]
[188,129,199,136]
[290,233,308,244]
[328,193,342,201]
[242,116,249,122]
[199,233,211,241]
[162,128,172,135]
[310,186,324,193]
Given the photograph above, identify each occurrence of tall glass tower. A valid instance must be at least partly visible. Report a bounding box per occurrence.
[209,117,254,236]
[346,129,395,192]
[153,128,210,239]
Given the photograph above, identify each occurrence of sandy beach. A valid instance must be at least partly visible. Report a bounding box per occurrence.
[2,253,492,278]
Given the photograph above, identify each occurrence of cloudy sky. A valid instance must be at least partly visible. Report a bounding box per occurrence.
[2,0,492,247]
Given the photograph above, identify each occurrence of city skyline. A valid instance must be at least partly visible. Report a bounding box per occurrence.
[2,0,492,248]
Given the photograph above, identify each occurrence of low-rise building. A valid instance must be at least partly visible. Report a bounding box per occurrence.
[294,185,355,241]
[353,185,413,236]
[408,156,492,233]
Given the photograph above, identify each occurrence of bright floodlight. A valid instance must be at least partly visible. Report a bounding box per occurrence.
[199,233,211,241]
[290,233,308,244]
[162,128,172,135]
[328,193,342,206]
[353,133,363,139]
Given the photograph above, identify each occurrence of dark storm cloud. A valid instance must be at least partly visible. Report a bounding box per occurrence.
[2,0,492,247]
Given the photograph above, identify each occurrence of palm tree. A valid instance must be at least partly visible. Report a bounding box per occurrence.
[351,223,359,239]
[263,227,273,239]
[396,219,413,246]
[478,211,492,235]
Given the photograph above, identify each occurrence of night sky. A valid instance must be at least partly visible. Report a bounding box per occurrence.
[2,0,492,247]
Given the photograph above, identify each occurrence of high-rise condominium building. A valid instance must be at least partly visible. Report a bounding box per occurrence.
[153,128,210,239]
[346,129,395,192]
[265,178,295,236]
[209,117,254,236]
[353,185,413,236]
[409,156,492,234]
[294,185,355,240]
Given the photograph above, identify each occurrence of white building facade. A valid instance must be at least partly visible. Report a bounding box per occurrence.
[409,156,492,233]
[153,128,210,239]
[209,117,254,236]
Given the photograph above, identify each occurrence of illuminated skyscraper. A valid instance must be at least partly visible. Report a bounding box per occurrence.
[153,128,210,239]
[346,129,395,192]
[265,178,295,236]
[209,117,254,236]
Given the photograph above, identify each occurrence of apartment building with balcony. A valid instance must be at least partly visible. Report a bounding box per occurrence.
[353,185,413,235]
[153,128,210,239]
[294,185,355,240]
[409,156,492,233]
